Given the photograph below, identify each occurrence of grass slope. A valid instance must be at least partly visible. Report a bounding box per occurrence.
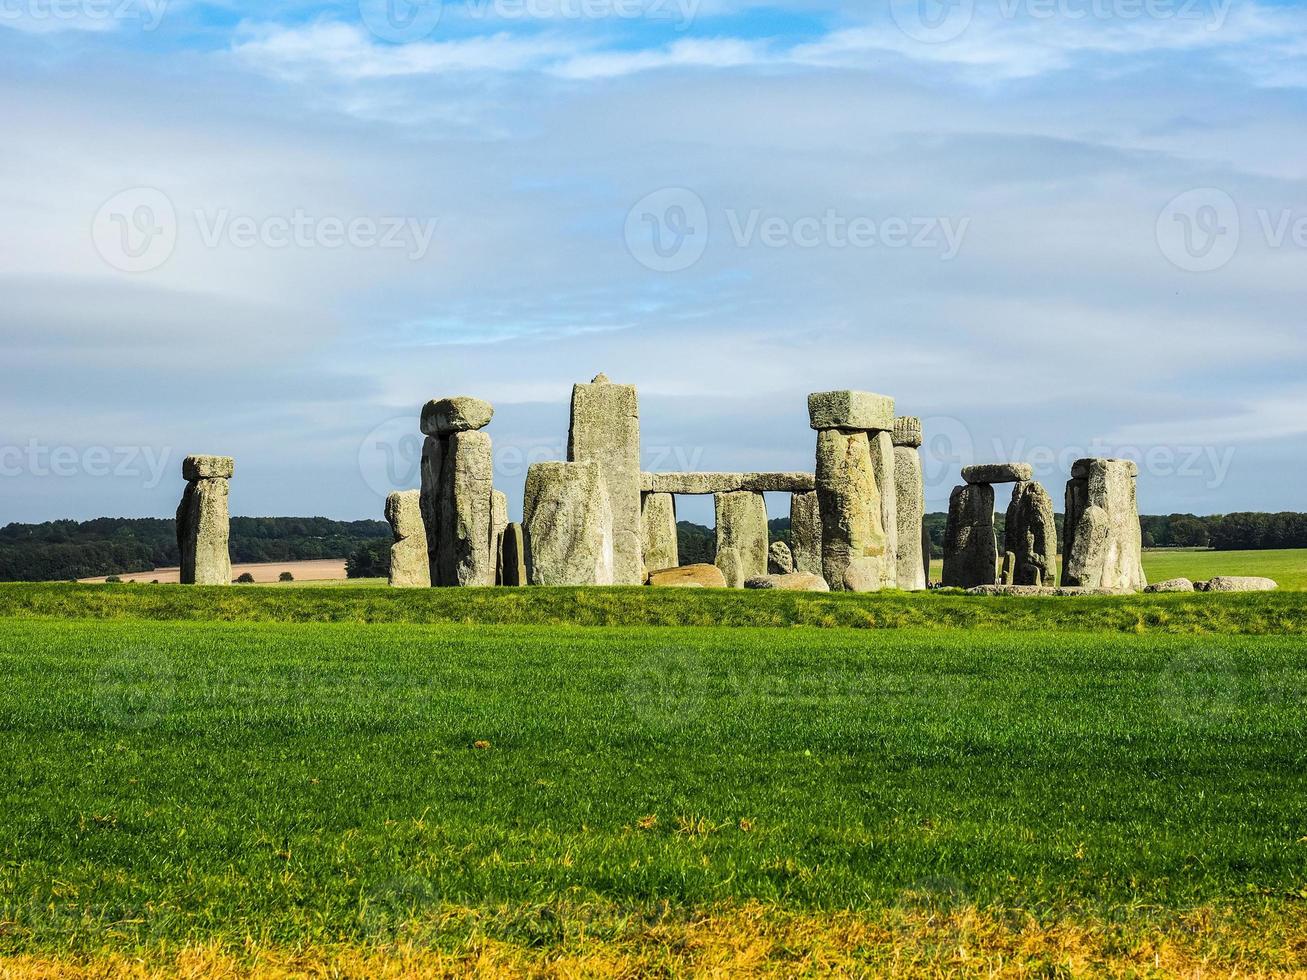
[0,618,1305,971]
[1142,548,1307,590]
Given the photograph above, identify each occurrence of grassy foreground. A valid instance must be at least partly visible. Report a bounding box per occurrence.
[1,612,1306,974]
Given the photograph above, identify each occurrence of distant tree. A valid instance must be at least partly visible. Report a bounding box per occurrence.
[104,575,121,583]
[235,572,256,584]
[279,571,294,582]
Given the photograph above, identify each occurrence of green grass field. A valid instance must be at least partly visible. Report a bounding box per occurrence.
[1,585,1305,975]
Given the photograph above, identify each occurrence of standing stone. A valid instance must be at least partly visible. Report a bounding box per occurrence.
[500,523,527,586]
[942,483,997,588]
[523,461,614,586]
[491,489,508,586]
[568,374,641,586]
[789,491,823,577]
[177,455,233,586]
[1000,551,1015,586]
[893,419,927,591]
[640,492,679,579]
[714,491,768,588]
[768,540,794,575]
[1004,481,1058,587]
[815,429,886,592]
[868,430,899,589]
[385,490,431,588]
[922,521,932,586]
[437,430,495,587]
[1063,459,1145,591]
[419,435,444,586]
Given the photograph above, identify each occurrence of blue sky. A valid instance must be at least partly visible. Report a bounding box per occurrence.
[2,0,1306,526]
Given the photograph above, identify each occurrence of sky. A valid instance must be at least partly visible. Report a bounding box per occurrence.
[2,0,1306,527]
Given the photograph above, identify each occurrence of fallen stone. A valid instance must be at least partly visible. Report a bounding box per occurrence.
[569,375,642,586]
[176,464,231,586]
[807,390,895,432]
[768,540,794,575]
[1198,576,1278,593]
[1053,586,1134,596]
[1145,578,1195,593]
[892,416,923,449]
[522,460,615,586]
[1063,458,1145,592]
[968,585,1058,596]
[962,463,1033,485]
[500,523,527,587]
[647,564,727,588]
[1004,481,1058,586]
[941,483,996,589]
[182,454,234,481]
[745,573,830,592]
[715,491,769,588]
[420,396,494,436]
[437,430,496,587]
[868,430,899,588]
[640,472,816,495]
[789,491,823,577]
[640,492,679,579]
[385,490,431,589]
[815,429,887,592]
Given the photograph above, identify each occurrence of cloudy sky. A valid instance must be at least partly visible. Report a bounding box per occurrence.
[2,0,1305,526]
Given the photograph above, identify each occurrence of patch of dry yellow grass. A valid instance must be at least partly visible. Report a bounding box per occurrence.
[3,902,1306,978]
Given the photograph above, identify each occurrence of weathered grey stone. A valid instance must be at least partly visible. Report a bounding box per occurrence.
[177,468,231,586]
[745,573,830,592]
[808,390,895,432]
[647,564,727,588]
[641,492,679,579]
[892,416,922,449]
[1063,458,1145,591]
[843,557,884,592]
[962,463,1033,485]
[714,491,768,588]
[1197,576,1278,593]
[419,435,444,585]
[1000,551,1015,586]
[491,490,508,586]
[385,490,431,589]
[894,445,927,591]
[569,375,641,586]
[1145,578,1195,593]
[768,540,794,575]
[789,491,823,577]
[968,585,1058,596]
[500,523,527,587]
[922,521,932,586]
[815,429,887,592]
[1053,586,1133,596]
[640,472,816,494]
[437,429,495,587]
[182,454,234,481]
[868,430,898,589]
[1004,481,1058,587]
[523,460,614,586]
[941,483,996,589]
[420,396,494,436]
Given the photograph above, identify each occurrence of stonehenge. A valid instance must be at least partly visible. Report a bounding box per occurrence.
[714,490,769,588]
[421,397,498,587]
[1004,481,1058,586]
[942,483,997,588]
[641,472,814,494]
[500,523,527,587]
[648,564,726,588]
[893,417,927,591]
[1063,458,1146,591]
[523,460,615,586]
[768,541,794,575]
[640,492,679,578]
[789,491,823,576]
[385,490,430,588]
[745,572,830,592]
[569,374,642,585]
[176,455,233,585]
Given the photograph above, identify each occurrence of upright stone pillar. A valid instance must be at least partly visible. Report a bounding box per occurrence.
[892,417,927,592]
[523,461,615,586]
[568,374,642,585]
[789,491,823,577]
[385,490,431,589]
[1005,481,1057,586]
[1063,458,1145,591]
[714,491,768,588]
[491,490,508,586]
[177,455,233,586]
[501,523,527,587]
[422,397,496,587]
[809,390,895,592]
[868,430,899,588]
[942,483,996,588]
[640,492,679,578]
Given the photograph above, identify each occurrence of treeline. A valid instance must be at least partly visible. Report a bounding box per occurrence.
[0,517,390,582]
